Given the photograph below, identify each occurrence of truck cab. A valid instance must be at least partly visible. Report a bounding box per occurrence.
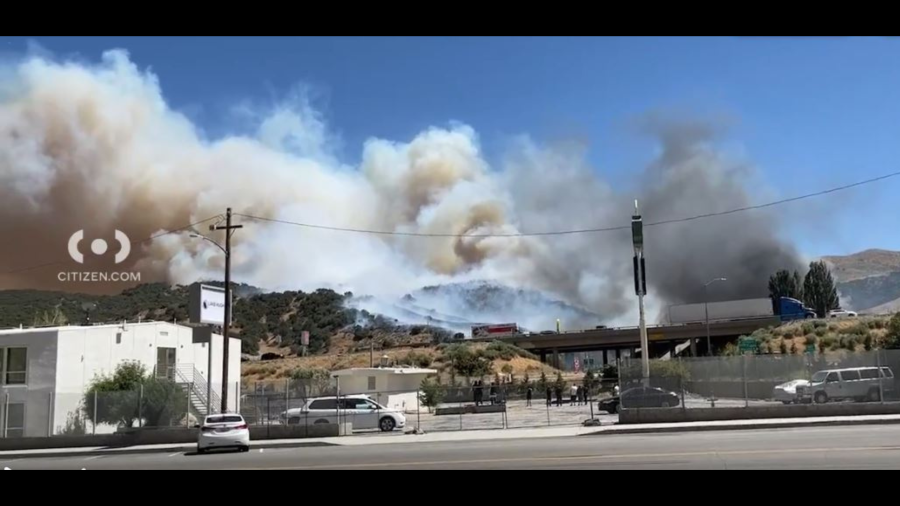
[778,297,817,321]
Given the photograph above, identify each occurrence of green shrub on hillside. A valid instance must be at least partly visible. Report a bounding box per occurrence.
[888,313,900,350]
[815,328,827,338]
[801,322,816,335]
[814,320,828,329]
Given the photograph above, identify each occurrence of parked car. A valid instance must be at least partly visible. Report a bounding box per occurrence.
[797,367,895,404]
[282,395,407,432]
[773,379,811,404]
[197,414,250,454]
[598,387,681,414]
[828,309,858,318]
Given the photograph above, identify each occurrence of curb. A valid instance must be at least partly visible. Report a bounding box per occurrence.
[0,441,336,460]
[582,417,900,436]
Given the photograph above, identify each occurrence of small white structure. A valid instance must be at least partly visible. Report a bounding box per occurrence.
[332,368,437,414]
[0,322,241,438]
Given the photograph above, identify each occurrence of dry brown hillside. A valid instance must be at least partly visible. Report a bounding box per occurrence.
[824,249,900,282]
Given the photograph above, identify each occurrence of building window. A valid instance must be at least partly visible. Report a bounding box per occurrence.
[156,348,177,381]
[367,376,377,391]
[4,403,25,438]
[1,348,27,385]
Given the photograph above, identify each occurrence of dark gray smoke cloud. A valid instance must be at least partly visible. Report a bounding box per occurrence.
[638,116,805,305]
[0,50,804,328]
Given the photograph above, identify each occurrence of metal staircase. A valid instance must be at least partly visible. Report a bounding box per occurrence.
[175,365,221,419]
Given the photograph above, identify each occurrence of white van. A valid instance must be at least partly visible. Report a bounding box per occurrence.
[800,367,894,404]
[281,395,407,432]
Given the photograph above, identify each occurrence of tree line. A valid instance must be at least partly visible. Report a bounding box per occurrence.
[769,260,841,317]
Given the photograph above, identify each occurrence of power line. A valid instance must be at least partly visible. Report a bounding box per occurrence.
[237,169,900,238]
[1,215,223,276]
[235,214,629,237]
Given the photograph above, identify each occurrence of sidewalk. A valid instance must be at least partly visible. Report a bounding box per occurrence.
[4,414,900,460]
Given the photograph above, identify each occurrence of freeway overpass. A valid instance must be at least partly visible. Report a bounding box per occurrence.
[485,316,781,366]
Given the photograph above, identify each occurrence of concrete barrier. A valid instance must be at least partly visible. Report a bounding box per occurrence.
[0,423,347,452]
[619,401,900,424]
[435,404,506,416]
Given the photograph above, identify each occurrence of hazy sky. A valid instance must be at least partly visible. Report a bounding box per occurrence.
[4,36,898,258]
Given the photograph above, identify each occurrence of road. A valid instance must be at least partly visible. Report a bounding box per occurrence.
[4,425,900,470]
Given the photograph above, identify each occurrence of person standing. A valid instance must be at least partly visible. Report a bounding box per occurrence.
[526,385,534,407]
[546,387,553,407]
[570,384,579,406]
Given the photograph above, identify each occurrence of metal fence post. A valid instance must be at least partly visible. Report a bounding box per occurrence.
[139,384,144,428]
[3,392,8,438]
[48,391,55,437]
[877,348,885,404]
[93,391,98,436]
[743,354,749,408]
[416,389,421,431]
[186,386,191,428]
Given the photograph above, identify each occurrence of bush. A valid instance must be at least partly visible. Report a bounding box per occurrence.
[849,323,870,337]
[806,335,818,346]
[404,351,433,369]
[888,313,900,349]
[864,334,874,351]
[814,320,828,329]
[419,377,445,411]
[815,328,827,338]
[828,323,839,332]
[440,344,493,378]
[289,367,331,381]
[801,322,816,335]
[783,330,796,340]
[484,341,538,361]
[779,339,789,354]
[790,340,799,355]
[842,336,859,351]
[875,319,886,330]
[83,362,187,428]
[868,321,878,330]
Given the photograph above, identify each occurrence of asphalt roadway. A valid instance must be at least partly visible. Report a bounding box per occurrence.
[4,425,900,470]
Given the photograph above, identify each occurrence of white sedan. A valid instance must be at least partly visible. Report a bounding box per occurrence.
[773,380,810,404]
[197,414,251,454]
[829,309,858,318]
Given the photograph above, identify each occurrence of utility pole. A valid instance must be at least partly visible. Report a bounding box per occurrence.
[632,201,650,386]
[213,208,242,413]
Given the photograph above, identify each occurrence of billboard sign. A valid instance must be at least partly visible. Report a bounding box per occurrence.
[190,284,228,326]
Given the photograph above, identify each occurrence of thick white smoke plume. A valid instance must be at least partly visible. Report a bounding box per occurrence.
[0,50,803,328]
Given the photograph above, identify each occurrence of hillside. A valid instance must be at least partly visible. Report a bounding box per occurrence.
[825,249,900,282]
[822,249,900,312]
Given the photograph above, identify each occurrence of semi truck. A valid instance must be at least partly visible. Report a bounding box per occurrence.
[668,297,816,325]
[472,323,519,339]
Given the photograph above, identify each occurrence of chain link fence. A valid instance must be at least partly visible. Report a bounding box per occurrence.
[3,381,241,439]
[237,376,619,433]
[619,350,900,411]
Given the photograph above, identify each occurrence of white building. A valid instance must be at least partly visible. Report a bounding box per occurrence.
[332,368,437,414]
[0,322,241,438]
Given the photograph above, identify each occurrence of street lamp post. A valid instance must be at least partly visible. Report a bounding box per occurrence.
[704,278,728,357]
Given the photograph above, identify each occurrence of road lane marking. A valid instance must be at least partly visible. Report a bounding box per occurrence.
[83,456,103,461]
[229,445,900,470]
[168,453,183,458]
